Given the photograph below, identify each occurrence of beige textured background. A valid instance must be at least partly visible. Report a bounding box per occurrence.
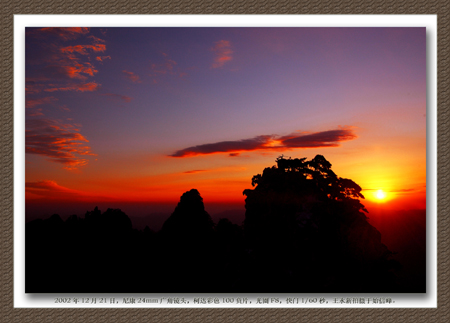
[1,1,448,322]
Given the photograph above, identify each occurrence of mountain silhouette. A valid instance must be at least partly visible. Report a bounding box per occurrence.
[25,155,414,293]
[155,189,217,292]
[160,189,214,239]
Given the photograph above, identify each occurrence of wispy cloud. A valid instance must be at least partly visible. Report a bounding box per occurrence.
[96,55,111,62]
[43,63,98,80]
[101,93,132,102]
[36,27,90,41]
[211,40,233,68]
[26,28,105,92]
[25,29,106,171]
[26,180,82,198]
[183,170,207,174]
[279,129,357,148]
[26,108,44,117]
[171,135,271,157]
[25,77,49,94]
[88,35,106,43]
[60,44,106,55]
[149,52,188,83]
[44,82,100,92]
[122,70,141,83]
[151,55,177,74]
[170,128,356,157]
[26,118,96,170]
[26,96,58,109]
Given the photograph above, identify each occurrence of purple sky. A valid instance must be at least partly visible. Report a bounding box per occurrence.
[25,27,426,220]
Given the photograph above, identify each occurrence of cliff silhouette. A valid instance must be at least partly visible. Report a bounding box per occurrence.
[26,155,412,293]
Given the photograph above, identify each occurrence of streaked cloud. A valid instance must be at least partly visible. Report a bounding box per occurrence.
[279,129,357,148]
[26,96,58,109]
[170,128,356,157]
[183,170,207,174]
[26,28,106,92]
[88,35,106,43]
[26,180,82,198]
[25,28,105,171]
[101,93,132,102]
[26,77,50,94]
[36,27,90,41]
[149,53,187,83]
[122,70,141,83]
[44,82,100,92]
[26,118,96,170]
[96,55,111,62]
[171,135,272,157]
[43,63,98,80]
[211,40,233,68]
[60,44,106,55]
[26,108,44,117]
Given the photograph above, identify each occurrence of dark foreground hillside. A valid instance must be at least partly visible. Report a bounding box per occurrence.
[26,155,423,293]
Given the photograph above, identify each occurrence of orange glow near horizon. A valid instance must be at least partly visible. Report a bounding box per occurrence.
[25,162,427,209]
[25,142,427,212]
[26,146,427,208]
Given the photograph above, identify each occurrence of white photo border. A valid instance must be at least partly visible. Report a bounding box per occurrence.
[14,14,437,308]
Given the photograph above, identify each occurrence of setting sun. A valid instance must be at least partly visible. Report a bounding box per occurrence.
[376,189,387,200]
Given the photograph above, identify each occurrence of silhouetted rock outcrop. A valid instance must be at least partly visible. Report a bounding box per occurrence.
[157,189,217,292]
[161,189,214,240]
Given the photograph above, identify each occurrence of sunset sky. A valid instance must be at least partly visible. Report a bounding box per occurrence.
[25,27,427,222]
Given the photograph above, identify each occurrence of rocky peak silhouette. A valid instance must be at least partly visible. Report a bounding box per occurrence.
[177,189,206,213]
[161,189,214,235]
[158,189,217,292]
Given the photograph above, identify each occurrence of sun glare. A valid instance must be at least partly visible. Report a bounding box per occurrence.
[375,189,386,200]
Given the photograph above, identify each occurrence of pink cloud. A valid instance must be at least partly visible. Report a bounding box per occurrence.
[26,118,96,170]
[26,96,58,109]
[44,82,100,92]
[122,70,141,83]
[26,108,44,117]
[26,84,42,94]
[26,28,107,98]
[150,53,187,81]
[170,128,357,157]
[44,63,99,80]
[183,170,207,174]
[26,77,50,94]
[26,180,79,196]
[60,44,106,55]
[211,40,233,68]
[101,93,132,102]
[88,35,106,43]
[96,55,111,62]
[37,27,90,41]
